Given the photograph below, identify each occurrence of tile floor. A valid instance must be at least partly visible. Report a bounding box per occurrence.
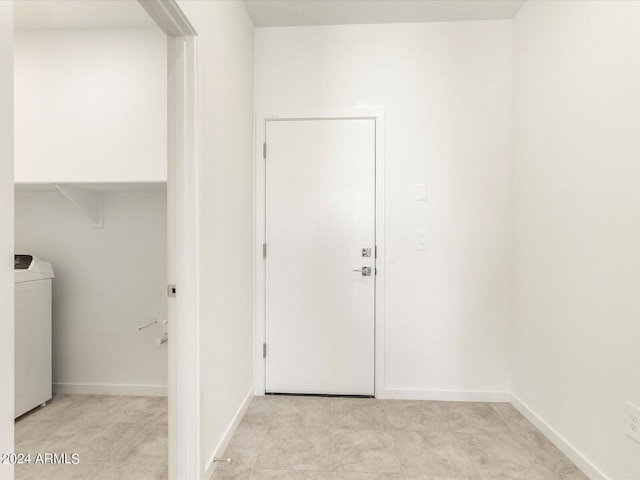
[14,394,167,480]
[14,394,589,480]
[213,396,589,480]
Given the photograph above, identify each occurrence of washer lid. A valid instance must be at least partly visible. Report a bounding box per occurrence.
[14,255,55,283]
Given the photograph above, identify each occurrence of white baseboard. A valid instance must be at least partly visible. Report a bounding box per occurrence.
[510,394,609,480]
[204,385,255,479]
[53,382,168,397]
[383,388,510,402]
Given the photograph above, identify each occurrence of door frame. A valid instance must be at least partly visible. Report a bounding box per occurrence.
[3,1,200,478]
[254,109,386,398]
[138,2,199,479]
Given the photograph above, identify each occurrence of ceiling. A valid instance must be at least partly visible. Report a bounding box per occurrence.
[13,0,526,31]
[244,0,527,27]
[14,0,156,31]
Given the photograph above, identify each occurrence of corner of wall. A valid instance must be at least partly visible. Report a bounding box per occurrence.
[510,394,609,480]
[0,2,14,479]
[203,385,254,479]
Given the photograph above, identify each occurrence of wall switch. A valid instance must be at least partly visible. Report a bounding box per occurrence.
[626,402,640,443]
[416,229,429,250]
[415,183,427,201]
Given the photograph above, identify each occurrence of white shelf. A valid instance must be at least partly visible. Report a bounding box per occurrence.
[15,182,167,228]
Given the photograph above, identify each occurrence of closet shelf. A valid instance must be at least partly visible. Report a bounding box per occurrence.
[14,182,167,229]
[54,184,103,229]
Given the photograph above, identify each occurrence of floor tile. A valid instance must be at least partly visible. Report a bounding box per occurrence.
[382,400,450,432]
[15,419,70,454]
[16,395,90,428]
[523,432,590,479]
[250,472,403,480]
[217,444,262,471]
[71,395,130,423]
[92,462,168,480]
[474,477,541,480]
[250,470,331,480]
[392,430,476,476]
[229,397,590,480]
[329,429,401,473]
[404,476,474,480]
[122,422,168,465]
[120,462,168,480]
[50,420,141,464]
[15,462,100,480]
[211,467,254,480]
[330,474,404,480]
[274,397,333,429]
[15,394,168,480]
[231,424,270,448]
[256,427,330,471]
[445,402,512,434]
[23,394,589,480]
[458,431,539,478]
[105,396,168,424]
[242,396,286,427]
[330,398,386,430]
[490,403,539,436]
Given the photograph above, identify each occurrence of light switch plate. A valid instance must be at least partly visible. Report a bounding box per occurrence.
[416,229,429,250]
[416,183,427,201]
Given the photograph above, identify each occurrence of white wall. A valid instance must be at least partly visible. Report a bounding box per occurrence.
[0,2,14,479]
[14,27,166,183]
[14,189,168,395]
[255,21,513,399]
[513,2,640,479]
[176,1,255,477]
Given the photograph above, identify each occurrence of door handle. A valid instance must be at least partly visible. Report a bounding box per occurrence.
[352,267,372,276]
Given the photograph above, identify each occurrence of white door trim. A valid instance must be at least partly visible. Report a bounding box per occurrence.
[138,2,199,479]
[254,109,386,398]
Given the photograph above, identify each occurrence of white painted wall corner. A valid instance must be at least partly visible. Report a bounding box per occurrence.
[510,394,609,480]
[204,385,255,479]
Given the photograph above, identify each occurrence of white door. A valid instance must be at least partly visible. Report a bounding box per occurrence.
[265,118,376,396]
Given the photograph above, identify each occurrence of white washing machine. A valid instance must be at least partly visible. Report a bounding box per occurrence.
[14,254,54,419]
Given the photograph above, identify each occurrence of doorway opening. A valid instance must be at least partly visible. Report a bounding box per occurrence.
[13,3,168,478]
[11,1,199,479]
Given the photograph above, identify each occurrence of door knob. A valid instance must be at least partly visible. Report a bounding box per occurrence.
[352,267,372,276]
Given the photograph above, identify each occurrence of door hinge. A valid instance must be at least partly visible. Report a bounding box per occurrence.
[263,142,267,159]
[167,284,176,298]
[375,268,377,276]
[263,243,267,258]
[263,343,267,358]
[375,246,377,258]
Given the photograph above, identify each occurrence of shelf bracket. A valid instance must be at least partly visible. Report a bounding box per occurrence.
[53,183,104,228]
